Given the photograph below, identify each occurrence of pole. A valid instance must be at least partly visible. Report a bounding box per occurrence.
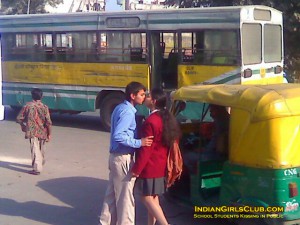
[27,0,31,14]
[0,0,3,120]
[124,0,129,10]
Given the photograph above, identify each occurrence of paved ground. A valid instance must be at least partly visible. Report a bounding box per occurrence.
[0,107,204,225]
[0,107,265,225]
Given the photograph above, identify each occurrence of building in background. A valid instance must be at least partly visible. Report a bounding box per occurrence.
[46,0,105,13]
[128,0,167,10]
[46,0,169,12]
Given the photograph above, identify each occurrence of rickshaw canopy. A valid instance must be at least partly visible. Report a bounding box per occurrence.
[172,84,300,168]
[172,83,300,121]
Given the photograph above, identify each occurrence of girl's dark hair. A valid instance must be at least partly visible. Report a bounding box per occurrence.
[151,88,181,147]
[31,88,43,100]
[125,82,146,101]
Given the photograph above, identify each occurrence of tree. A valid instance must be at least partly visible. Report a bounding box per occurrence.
[164,0,300,81]
[1,0,63,15]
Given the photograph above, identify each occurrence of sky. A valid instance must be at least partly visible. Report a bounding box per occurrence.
[46,0,123,13]
[106,0,123,11]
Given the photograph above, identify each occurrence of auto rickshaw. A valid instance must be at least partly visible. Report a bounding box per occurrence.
[169,83,300,225]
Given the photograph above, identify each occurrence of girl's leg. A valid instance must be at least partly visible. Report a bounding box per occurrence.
[147,195,162,225]
[147,211,156,225]
[141,195,168,225]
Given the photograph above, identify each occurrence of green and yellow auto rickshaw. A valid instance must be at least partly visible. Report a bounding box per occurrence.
[169,83,300,225]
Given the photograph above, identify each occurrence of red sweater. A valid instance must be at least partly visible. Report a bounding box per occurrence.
[132,112,168,178]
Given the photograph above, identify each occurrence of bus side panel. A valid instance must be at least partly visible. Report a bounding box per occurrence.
[178,65,239,87]
[2,62,149,88]
[2,61,149,111]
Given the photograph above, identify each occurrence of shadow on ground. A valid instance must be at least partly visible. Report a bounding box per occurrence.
[0,177,107,225]
[0,161,31,173]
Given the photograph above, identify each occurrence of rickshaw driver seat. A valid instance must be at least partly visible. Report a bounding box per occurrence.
[200,104,230,161]
[181,104,229,176]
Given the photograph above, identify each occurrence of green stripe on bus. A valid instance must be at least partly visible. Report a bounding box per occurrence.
[149,18,239,25]
[3,85,99,96]
[3,93,95,111]
[213,74,239,84]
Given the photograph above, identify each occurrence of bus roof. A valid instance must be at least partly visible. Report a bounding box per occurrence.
[172,83,300,121]
[0,5,281,33]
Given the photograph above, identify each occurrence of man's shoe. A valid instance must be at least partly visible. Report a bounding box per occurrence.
[28,170,40,175]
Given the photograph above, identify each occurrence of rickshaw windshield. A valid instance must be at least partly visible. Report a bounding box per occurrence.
[173,101,213,123]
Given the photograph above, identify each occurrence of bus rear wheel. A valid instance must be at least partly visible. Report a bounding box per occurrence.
[100,93,125,131]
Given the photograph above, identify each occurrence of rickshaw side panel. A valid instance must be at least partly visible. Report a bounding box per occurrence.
[230,109,300,169]
[191,159,225,205]
[220,162,300,221]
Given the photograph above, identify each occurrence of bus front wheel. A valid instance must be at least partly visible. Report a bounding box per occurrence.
[100,93,125,131]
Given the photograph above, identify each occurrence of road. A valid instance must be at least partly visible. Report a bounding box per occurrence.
[0,107,264,225]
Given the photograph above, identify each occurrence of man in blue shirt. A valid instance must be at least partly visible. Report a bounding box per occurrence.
[99,82,153,225]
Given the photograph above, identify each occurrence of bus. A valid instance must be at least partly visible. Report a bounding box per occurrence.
[0,5,284,130]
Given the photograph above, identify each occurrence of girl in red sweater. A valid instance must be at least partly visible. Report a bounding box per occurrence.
[131,88,181,225]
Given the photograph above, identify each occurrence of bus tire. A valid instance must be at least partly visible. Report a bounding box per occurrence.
[100,93,125,131]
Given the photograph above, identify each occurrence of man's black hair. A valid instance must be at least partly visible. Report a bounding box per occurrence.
[125,82,146,101]
[31,88,43,101]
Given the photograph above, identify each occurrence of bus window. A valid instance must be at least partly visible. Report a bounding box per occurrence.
[56,33,70,61]
[40,34,53,61]
[204,30,238,65]
[181,30,238,65]
[105,32,125,62]
[41,34,53,48]
[2,34,15,61]
[264,24,282,63]
[11,33,40,61]
[242,24,262,65]
[181,32,194,62]
[99,32,107,57]
[100,31,146,63]
[130,33,147,62]
[65,32,97,62]
[162,32,177,59]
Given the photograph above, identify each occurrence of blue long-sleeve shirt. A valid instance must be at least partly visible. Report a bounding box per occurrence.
[110,100,142,154]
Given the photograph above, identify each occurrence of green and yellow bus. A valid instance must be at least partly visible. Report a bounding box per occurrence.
[0,5,283,130]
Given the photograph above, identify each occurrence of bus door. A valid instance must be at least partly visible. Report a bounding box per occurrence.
[162,32,178,89]
[150,32,178,89]
[149,32,163,89]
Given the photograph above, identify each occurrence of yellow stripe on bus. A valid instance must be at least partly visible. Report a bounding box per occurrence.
[3,61,150,88]
[178,65,237,87]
